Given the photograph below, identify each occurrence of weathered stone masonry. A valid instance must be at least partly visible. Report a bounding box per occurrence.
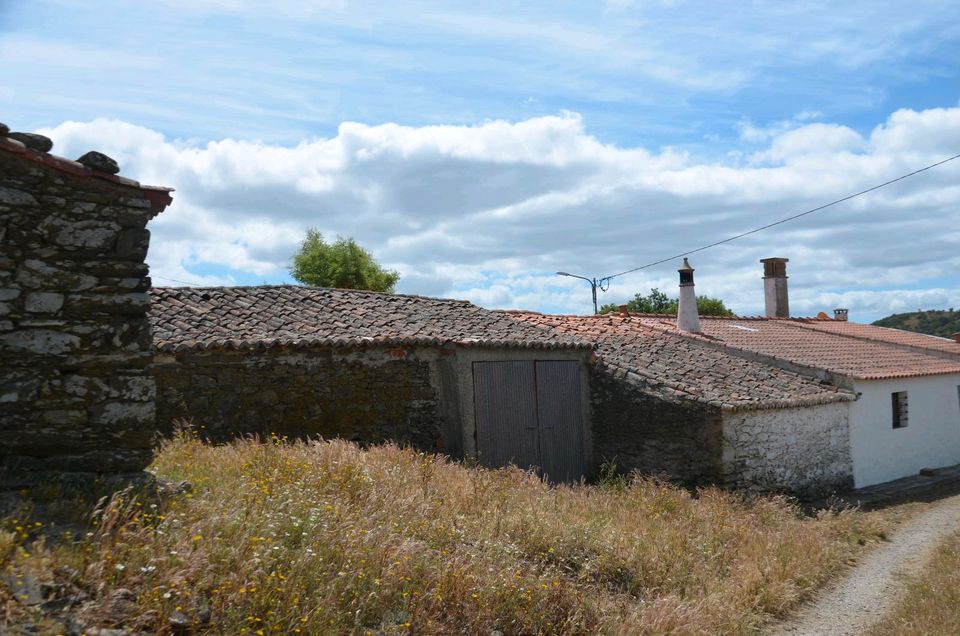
[148,285,594,474]
[155,346,444,451]
[721,402,853,496]
[590,364,724,486]
[589,363,853,494]
[0,134,172,474]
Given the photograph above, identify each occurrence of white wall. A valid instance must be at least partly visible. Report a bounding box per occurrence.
[721,401,852,495]
[850,374,960,488]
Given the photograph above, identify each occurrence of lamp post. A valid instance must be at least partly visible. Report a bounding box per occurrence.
[556,271,601,315]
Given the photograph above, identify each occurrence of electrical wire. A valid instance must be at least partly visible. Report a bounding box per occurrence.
[600,151,960,283]
[152,274,208,286]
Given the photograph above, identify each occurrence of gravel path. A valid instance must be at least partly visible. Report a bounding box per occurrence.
[768,492,960,636]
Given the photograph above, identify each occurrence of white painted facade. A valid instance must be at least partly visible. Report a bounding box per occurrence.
[849,373,960,488]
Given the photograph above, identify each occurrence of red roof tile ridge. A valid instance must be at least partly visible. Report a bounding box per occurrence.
[614,311,833,321]
[699,315,832,321]
[623,316,694,335]
[668,329,861,381]
[501,310,834,322]
[787,320,960,360]
[860,323,958,342]
[656,318,960,380]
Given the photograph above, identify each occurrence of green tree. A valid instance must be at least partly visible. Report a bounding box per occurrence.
[290,229,400,292]
[600,288,734,316]
[693,296,734,317]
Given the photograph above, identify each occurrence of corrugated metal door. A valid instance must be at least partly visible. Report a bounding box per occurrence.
[473,361,540,469]
[536,361,585,482]
[473,360,584,481]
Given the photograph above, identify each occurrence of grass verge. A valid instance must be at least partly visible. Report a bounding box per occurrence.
[867,527,960,636]
[3,434,892,635]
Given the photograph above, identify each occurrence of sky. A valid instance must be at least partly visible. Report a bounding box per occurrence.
[2,0,959,322]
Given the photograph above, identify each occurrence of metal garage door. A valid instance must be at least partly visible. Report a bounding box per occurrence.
[473,360,585,482]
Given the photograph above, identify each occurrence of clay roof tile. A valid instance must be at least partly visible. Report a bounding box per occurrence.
[149,286,591,353]
[506,311,855,411]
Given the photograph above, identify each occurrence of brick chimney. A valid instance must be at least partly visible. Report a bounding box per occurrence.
[761,257,789,318]
[677,257,700,333]
[834,308,849,322]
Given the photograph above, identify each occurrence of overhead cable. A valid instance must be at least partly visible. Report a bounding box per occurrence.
[602,151,960,282]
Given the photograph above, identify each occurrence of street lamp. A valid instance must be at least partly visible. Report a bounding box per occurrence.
[556,271,606,315]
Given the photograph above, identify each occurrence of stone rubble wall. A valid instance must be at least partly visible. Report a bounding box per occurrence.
[154,347,445,452]
[0,150,161,473]
[589,364,725,485]
[721,401,853,496]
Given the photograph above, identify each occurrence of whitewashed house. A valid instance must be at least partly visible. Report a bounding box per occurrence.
[613,259,960,489]
[512,257,960,492]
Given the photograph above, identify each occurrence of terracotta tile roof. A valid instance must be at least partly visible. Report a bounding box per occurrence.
[630,316,960,380]
[149,286,591,353]
[0,136,173,215]
[790,319,960,357]
[506,312,853,411]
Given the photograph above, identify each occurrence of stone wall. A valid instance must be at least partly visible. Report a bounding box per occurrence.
[154,347,445,451]
[721,401,853,496]
[0,143,170,474]
[589,364,724,485]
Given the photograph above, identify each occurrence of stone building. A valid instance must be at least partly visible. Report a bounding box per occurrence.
[4,119,958,496]
[149,285,594,482]
[508,311,857,495]
[662,314,960,489]
[0,126,172,476]
[512,259,960,493]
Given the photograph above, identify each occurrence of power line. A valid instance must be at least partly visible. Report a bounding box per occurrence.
[601,151,960,282]
[152,274,207,286]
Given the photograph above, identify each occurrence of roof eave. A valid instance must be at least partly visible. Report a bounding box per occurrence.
[0,136,174,216]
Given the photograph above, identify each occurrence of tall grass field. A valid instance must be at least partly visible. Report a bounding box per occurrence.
[2,434,890,635]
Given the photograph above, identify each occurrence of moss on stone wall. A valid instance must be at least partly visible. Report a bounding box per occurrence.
[589,364,724,485]
[155,347,444,452]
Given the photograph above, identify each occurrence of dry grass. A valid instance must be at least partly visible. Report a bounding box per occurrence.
[868,528,960,636]
[2,434,892,635]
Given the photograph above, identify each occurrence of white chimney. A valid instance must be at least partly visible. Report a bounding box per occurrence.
[677,257,700,333]
[761,257,789,318]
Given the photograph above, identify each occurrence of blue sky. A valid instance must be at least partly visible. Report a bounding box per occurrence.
[2,0,959,321]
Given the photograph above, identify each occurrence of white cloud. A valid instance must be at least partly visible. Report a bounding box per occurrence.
[751,123,866,164]
[38,106,960,321]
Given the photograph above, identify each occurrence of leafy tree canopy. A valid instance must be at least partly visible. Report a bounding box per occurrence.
[599,288,734,317]
[290,229,400,292]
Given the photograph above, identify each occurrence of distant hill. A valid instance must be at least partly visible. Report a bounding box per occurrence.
[872,309,960,338]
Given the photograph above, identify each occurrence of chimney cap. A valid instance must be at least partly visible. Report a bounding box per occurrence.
[760,257,789,263]
[678,257,694,272]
